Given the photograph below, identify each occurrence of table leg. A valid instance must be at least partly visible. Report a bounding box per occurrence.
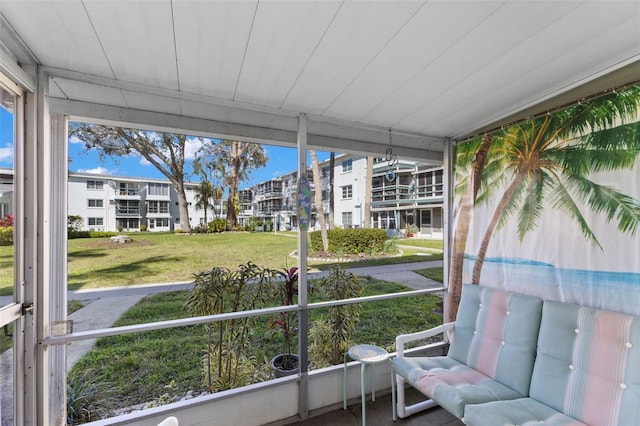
[391,360,397,421]
[361,362,366,426]
[371,364,376,401]
[343,352,348,410]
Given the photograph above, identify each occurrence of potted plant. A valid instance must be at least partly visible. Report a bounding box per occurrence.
[405,223,418,237]
[268,266,300,377]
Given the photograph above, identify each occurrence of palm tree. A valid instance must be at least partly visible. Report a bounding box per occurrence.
[194,180,216,229]
[470,87,640,285]
[446,133,502,321]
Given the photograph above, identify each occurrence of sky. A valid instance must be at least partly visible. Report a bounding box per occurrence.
[0,110,330,190]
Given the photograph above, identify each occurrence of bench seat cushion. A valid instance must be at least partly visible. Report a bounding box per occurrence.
[392,355,523,418]
[463,398,588,426]
[529,301,640,425]
[392,284,543,418]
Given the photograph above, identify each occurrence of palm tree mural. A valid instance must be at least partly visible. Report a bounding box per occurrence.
[446,85,640,321]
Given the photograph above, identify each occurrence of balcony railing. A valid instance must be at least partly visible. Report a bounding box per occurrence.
[115,208,141,216]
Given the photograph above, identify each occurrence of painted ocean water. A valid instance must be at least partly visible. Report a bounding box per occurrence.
[463,257,640,316]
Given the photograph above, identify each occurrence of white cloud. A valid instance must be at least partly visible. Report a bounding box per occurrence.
[0,146,12,163]
[185,137,204,160]
[77,166,110,175]
[140,157,152,166]
[68,135,84,144]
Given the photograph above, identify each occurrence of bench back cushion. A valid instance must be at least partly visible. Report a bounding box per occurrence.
[531,301,640,425]
[448,284,543,396]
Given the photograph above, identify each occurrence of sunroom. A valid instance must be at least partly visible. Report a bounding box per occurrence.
[0,1,639,425]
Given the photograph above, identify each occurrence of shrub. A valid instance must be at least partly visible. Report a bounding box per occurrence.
[309,228,387,254]
[140,224,147,232]
[208,218,226,233]
[68,231,118,239]
[309,266,363,367]
[0,226,12,246]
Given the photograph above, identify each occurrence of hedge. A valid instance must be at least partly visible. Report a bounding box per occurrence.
[68,231,119,239]
[309,228,387,254]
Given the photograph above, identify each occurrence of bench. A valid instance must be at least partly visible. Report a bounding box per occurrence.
[392,284,640,425]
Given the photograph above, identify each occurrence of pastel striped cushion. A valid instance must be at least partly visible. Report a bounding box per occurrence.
[392,355,523,418]
[392,284,543,418]
[449,284,543,395]
[464,398,588,425]
[531,301,640,425]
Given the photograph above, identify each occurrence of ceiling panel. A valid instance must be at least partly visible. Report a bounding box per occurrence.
[317,1,504,127]
[277,0,426,115]
[52,78,127,107]
[172,1,257,99]
[0,1,113,78]
[83,1,179,90]
[2,0,639,149]
[233,1,341,107]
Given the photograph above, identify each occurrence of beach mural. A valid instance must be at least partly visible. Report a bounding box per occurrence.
[446,84,640,321]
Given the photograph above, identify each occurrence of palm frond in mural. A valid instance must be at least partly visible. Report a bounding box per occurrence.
[446,85,640,322]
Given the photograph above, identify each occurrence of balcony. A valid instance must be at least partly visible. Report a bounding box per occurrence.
[115,207,141,216]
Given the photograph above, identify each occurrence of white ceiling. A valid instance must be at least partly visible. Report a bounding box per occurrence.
[0,0,639,159]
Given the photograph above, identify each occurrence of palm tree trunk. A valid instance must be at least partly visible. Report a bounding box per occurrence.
[472,171,527,284]
[446,134,493,322]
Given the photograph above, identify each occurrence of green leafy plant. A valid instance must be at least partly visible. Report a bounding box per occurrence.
[208,218,226,233]
[267,266,299,372]
[309,266,363,367]
[405,223,419,236]
[184,262,274,391]
[66,370,116,425]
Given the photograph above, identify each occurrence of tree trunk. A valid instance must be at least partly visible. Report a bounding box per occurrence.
[174,180,192,233]
[226,142,240,230]
[329,152,335,229]
[310,150,329,251]
[472,171,526,284]
[445,134,493,322]
[363,156,373,228]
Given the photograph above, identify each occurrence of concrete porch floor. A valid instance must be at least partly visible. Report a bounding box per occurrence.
[286,387,464,426]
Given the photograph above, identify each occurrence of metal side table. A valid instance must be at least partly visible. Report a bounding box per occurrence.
[343,344,397,425]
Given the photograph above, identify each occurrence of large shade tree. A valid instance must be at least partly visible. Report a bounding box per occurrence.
[69,124,193,232]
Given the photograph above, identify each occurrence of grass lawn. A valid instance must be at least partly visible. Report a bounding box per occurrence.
[396,238,444,250]
[1,232,444,295]
[67,277,443,413]
[413,267,444,283]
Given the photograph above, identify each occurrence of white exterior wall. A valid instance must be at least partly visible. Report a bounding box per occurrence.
[67,173,208,232]
[331,154,367,228]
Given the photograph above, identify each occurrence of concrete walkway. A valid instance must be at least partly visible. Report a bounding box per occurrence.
[0,261,443,425]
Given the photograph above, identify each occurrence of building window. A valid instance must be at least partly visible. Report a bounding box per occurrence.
[342,212,353,228]
[342,159,352,173]
[86,180,104,190]
[87,199,104,208]
[88,217,104,226]
[148,182,169,196]
[147,200,169,214]
[321,189,330,201]
[341,185,353,199]
[321,166,330,178]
